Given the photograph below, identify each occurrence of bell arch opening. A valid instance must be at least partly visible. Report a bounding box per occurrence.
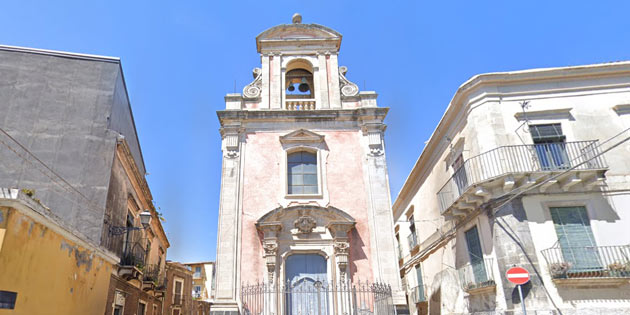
[285,59,314,99]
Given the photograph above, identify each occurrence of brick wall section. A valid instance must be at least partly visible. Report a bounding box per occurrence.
[104,274,164,315]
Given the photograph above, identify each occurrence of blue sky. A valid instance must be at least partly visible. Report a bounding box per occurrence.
[2,1,629,262]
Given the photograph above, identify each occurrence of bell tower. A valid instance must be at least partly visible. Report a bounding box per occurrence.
[213,14,405,314]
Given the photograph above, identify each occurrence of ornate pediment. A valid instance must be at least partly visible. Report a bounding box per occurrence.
[256,21,342,53]
[256,205,355,235]
[280,129,325,144]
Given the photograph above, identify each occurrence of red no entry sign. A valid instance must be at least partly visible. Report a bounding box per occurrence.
[506,266,530,285]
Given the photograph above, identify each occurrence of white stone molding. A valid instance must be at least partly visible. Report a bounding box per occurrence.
[242,67,262,99]
[514,107,574,121]
[257,205,355,286]
[339,66,359,97]
[278,129,329,206]
[279,129,325,144]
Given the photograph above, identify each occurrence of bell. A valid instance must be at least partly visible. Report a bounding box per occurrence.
[288,85,295,92]
[298,83,310,92]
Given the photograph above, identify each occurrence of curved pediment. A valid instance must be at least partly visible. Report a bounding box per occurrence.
[256,23,342,53]
[256,205,355,236]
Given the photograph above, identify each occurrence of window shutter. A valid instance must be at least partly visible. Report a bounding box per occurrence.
[530,124,565,142]
[550,206,601,271]
[465,226,488,283]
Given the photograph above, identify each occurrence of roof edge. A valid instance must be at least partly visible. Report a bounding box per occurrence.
[0,44,120,63]
[393,60,630,214]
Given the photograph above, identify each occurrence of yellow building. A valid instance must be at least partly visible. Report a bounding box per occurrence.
[0,189,116,314]
[184,262,215,302]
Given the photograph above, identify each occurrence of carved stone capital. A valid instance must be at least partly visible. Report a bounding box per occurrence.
[256,222,283,239]
[327,221,355,238]
[220,123,244,158]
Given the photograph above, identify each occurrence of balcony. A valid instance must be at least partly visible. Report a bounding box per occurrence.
[458,258,496,294]
[408,232,419,256]
[437,141,607,217]
[142,265,165,292]
[285,99,316,110]
[118,240,146,281]
[541,245,630,287]
[410,285,426,304]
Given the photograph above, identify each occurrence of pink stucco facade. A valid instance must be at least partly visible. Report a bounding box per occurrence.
[239,130,375,284]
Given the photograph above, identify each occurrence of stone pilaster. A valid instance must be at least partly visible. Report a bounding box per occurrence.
[316,52,330,109]
[212,122,244,314]
[359,116,406,305]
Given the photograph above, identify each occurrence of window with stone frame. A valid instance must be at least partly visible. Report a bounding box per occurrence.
[287,151,318,195]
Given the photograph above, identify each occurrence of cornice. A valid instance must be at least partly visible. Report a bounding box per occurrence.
[217,108,388,125]
[393,61,630,215]
[116,139,170,248]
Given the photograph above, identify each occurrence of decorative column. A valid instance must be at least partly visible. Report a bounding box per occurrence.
[212,122,244,315]
[328,222,355,283]
[257,222,282,284]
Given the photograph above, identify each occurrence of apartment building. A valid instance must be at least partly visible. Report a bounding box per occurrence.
[393,62,630,314]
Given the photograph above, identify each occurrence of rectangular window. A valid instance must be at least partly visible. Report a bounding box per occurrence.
[0,291,17,309]
[153,304,158,315]
[138,302,146,315]
[174,279,183,305]
[173,309,181,315]
[550,206,601,271]
[408,215,417,249]
[530,124,569,170]
[465,226,487,283]
[113,305,123,315]
[288,151,318,194]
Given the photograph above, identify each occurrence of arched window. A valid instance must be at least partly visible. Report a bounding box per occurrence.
[287,151,318,194]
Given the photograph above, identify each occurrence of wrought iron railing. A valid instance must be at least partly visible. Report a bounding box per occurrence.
[174,293,184,305]
[541,245,630,279]
[437,141,606,213]
[458,258,496,292]
[409,285,426,304]
[241,281,395,315]
[121,240,146,269]
[142,265,165,285]
[407,233,418,252]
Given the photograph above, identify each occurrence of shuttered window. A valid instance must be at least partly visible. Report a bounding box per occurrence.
[415,265,425,302]
[465,226,488,283]
[550,206,601,271]
[530,124,569,170]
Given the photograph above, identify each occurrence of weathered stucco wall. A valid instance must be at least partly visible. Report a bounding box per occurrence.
[0,205,113,314]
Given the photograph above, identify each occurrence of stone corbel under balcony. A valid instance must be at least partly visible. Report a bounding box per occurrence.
[118,265,143,281]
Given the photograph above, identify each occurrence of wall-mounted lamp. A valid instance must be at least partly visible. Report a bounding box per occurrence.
[109,211,152,236]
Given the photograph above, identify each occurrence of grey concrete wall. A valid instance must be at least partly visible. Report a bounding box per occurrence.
[0,47,144,244]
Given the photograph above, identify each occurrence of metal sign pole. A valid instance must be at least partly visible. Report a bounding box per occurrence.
[517,284,527,315]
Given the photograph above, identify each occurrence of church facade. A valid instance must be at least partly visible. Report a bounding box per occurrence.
[212,14,405,315]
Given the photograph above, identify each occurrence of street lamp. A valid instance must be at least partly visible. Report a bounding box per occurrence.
[109,211,153,235]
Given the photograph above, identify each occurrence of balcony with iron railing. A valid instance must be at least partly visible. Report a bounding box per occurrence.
[407,232,419,256]
[437,141,607,217]
[458,258,496,294]
[541,245,630,286]
[409,285,427,304]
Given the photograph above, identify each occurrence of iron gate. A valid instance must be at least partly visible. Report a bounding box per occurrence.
[241,280,395,315]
